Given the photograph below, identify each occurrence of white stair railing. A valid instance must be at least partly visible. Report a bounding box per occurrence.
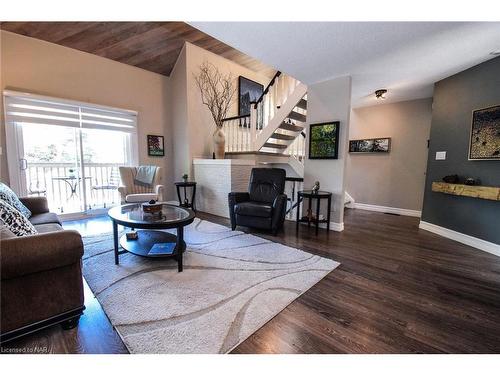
[255,72,300,133]
[223,115,252,152]
[285,131,306,163]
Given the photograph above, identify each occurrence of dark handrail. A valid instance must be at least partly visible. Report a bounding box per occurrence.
[253,71,282,109]
[221,114,250,122]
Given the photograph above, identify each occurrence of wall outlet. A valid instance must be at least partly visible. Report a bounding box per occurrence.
[435,151,447,160]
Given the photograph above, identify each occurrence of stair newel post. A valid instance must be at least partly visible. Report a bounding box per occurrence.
[250,104,257,151]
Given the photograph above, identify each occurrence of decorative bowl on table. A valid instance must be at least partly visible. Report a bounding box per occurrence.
[142,200,162,214]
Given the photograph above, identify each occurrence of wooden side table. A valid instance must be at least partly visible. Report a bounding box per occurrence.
[175,181,197,211]
[296,190,332,235]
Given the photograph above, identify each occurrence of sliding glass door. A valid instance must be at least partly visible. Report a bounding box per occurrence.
[4,91,138,216]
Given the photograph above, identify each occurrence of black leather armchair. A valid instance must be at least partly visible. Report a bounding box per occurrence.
[228,168,287,235]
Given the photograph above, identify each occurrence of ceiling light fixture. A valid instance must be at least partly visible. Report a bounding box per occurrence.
[490,50,500,56]
[375,89,387,100]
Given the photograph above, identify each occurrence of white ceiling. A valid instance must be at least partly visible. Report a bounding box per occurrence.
[190,22,500,107]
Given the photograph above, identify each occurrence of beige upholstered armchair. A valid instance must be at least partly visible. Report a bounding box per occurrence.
[118,166,164,203]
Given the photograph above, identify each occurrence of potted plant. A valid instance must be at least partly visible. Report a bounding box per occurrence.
[194,62,236,159]
[182,174,188,183]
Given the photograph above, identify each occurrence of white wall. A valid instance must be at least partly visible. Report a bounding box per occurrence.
[346,98,432,211]
[169,42,270,183]
[168,45,190,191]
[304,76,352,227]
[187,42,269,160]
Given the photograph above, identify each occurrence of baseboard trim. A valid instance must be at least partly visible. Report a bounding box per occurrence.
[354,203,421,217]
[419,221,500,257]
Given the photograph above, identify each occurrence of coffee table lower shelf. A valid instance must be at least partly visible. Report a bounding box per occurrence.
[117,230,185,272]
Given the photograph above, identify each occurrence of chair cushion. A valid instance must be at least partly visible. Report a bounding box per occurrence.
[29,212,62,226]
[34,223,63,234]
[0,199,37,237]
[0,182,32,218]
[125,193,158,203]
[234,201,273,218]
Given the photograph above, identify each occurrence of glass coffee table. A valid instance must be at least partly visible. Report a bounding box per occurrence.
[108,203,195,272]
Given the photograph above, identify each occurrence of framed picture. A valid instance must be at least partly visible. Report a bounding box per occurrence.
[308,121,340,159]
[349,137,391,153]
[469,104,500,160]
[238,76,264,116]
[147,135,164,157]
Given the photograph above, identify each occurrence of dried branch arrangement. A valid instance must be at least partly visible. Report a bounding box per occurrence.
[194,61,236,128]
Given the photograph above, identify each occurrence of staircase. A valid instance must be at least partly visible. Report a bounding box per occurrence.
[223,71,308,177]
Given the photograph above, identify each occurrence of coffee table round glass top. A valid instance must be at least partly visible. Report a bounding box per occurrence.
[108,203,196,272]
[108,203,194,228]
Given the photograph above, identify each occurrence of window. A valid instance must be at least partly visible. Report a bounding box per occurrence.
[3,90,138,215]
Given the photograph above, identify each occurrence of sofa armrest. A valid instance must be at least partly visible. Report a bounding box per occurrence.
[117,186,127,203]
[271,194,288,231]
[1,230,84,280]
[19,196,49,215]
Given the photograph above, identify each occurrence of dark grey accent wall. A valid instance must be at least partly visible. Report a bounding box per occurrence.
[421,56,500,244]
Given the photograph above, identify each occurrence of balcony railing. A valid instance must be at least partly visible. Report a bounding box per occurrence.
[25,162,122,214]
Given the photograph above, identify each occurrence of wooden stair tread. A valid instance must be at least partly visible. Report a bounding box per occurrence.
[296,99,307,110]
[279,122,304,132]
[263,142,288,149]
[288,111,306,122]
[270,133,296,141]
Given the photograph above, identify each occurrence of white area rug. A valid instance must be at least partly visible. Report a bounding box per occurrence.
[82,218,339,353]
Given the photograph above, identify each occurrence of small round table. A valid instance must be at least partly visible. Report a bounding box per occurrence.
[108,204,195,272]
[296,190,332,235]
[174,181,197,211]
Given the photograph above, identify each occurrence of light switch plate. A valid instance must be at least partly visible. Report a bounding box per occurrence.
[435,151,446,160]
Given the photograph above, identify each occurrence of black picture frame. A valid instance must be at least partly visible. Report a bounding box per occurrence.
[238,76,264,117]
[308,121,340,159]
[468,104,500,160]
[349,137,391,153]
[147,135,165,157]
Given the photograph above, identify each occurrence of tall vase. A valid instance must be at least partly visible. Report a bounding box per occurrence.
[213,127,225,159]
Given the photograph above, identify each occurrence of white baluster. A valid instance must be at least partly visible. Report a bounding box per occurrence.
[250,106,257,150]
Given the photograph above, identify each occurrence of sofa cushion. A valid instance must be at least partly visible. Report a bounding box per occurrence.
[1,223,16,239]
[0,182,32,218]
[34,223,63,234]
[234,201,273,218]
[0,200,37,237]
[29,212,62,226]
[125,193,158,203]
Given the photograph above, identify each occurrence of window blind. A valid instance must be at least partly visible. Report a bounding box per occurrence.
[4,92,137,133]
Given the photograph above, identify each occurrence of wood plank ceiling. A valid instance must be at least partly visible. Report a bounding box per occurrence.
[0,22,276,78]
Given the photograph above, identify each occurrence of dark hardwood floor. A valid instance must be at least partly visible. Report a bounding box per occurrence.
[2,209,500,353]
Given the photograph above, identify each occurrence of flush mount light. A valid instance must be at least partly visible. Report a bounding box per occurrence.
[490,50,500,56]
[375,89,387,100]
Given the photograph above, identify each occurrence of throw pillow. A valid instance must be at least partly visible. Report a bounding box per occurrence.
[0,199,37,237]
[0,182,32,218]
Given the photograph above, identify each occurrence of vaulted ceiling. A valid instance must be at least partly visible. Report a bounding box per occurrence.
[192,22,500,107]
[0,22,276,78]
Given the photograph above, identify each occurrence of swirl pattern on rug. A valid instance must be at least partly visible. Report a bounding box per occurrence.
[82,218,339,353]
